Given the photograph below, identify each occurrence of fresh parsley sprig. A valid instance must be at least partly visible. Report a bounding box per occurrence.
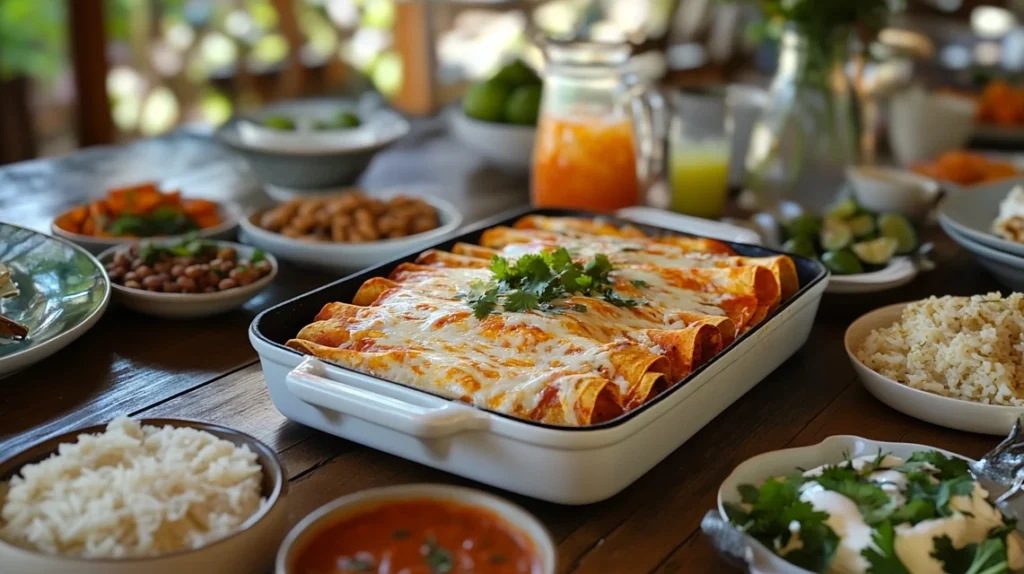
[460,247,646,319]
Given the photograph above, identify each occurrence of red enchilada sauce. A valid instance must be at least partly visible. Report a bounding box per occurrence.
[292,499,543,574]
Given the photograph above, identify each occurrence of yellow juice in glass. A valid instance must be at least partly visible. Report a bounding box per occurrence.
[669,141,730,218]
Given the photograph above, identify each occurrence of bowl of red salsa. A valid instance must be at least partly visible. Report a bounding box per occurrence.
[276,484,555,574]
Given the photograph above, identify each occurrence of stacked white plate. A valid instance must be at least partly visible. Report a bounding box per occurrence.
[937,181,1024,290]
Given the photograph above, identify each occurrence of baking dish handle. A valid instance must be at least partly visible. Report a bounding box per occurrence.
[284,357,489,438]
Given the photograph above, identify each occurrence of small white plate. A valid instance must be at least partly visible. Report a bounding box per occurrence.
[715,435,966,574]
[845,302,1024,435]
[97,241,278,319]
[51,201,241,255]
[826,257,919,294]
[238,187,463,274]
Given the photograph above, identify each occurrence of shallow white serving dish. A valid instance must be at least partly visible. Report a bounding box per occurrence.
[97,240,278,319]
[845,302,1024,435]
[826,257,919,294]
[275,484,556,574]
[0,418,289,574]
[249,208,828,504]
[940,221,1024,291]
[50,201,240,255]
[845,165,940,219]
[938,182,1024,258]
[448,108,536,173]
[715,435,964,574]
[238,188,463,274]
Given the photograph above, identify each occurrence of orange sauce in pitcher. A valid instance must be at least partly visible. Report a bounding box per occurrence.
[531,115,640,212]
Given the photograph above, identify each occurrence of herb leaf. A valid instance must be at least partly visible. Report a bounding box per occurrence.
[423,537,454,574]
[931,535,1009,574]
[861,521,910,574]
[462,248,644,318]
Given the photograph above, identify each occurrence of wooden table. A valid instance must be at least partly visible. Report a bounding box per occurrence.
[0,123,1008,573]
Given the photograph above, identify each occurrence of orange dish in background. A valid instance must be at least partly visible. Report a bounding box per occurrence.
[54,183,222,237]
[911,151,1019,186]
[977,80,1024,126]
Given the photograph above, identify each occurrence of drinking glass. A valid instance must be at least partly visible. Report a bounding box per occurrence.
[668,89,731,219]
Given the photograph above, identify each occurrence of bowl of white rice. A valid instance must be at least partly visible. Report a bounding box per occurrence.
[845,293,1024,435]
[0,417,288,574]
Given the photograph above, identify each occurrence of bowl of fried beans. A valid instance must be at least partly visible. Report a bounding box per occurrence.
[98,238,278,319]
[237,187,462,272]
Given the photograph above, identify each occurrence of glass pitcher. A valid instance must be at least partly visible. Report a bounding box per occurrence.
[531,41,664,212]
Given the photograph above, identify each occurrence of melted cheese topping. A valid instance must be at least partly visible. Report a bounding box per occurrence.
[290,216,796,426]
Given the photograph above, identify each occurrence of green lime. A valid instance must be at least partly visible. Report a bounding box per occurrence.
[877,213,918,255]
[822,249,864,275]
[820,219,853,251]
[316,111,361,130]
[463,80,511,122]
[781,237,817,259]
[827,197,859,220]
[852,237,898,265]
[504,85,542,126]
[785,214,821,241]
[848,214,876,239]
[261,115,296,130]
[493,60,540,86]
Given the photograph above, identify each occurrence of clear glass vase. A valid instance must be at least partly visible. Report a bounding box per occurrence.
[743,28,860,213]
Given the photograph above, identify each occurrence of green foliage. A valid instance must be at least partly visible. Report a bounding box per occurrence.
[0,0,66,80]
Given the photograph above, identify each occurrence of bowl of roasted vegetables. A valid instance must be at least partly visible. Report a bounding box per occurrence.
[51,183,239,254]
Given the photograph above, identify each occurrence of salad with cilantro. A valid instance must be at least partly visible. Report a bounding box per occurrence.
[725,451,1023,573]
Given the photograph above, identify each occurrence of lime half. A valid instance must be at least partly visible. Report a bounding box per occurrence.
[820,219,853,251]
[827,197,859,220]
[782,237,817,259]
[852,237,898,265]
[878,213,918,255]
[822,249,864,275]
[848,214,876,239]
[785,214,821,241]
[262,115,296,130]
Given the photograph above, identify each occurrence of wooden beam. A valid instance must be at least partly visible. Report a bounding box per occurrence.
[392,0,436,116]
[69,0,114,146]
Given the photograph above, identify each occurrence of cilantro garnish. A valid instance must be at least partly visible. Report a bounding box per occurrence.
[460,248,645,318]
[862,521,910,574]
[724,476,839,573]
[931,535,1010,574]
[630,279,649,288]
[423,537,454,574]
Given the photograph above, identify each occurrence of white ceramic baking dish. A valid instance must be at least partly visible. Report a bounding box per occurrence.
[250,208,829,504]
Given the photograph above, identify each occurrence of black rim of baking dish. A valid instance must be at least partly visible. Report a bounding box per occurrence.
[250,206,829,432]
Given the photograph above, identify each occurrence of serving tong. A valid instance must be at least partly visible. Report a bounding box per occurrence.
[703,418,1024,572]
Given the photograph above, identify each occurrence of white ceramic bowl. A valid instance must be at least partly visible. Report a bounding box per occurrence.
[238,190,463,274]
[449,108,536,173]
[888,89,978,167]
[845,166,940,219]
[275,484,556,574]
[97,240,278,319]
[0,419,289,574]
[51,201,241,255]
[845,302,1024,435]
[715,435,964,574]
[940,221,1024,291]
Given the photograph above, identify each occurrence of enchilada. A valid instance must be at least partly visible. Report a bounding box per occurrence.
[287,216,798,427]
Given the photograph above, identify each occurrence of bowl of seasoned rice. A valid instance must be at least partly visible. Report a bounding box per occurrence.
[0,417,288,574]
[845,293,1024,435]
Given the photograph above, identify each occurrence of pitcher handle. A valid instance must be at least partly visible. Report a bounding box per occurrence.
[623,79,666,195]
